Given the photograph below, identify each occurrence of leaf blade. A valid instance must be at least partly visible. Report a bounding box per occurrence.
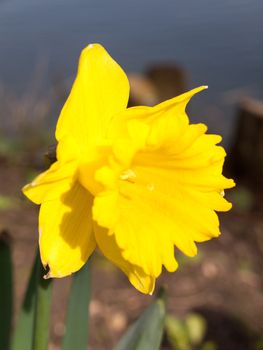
[62,260,92,350]
[32,252,53,350]
[11,251,53,350]
[11,252,38,350]
[114,289,166,350]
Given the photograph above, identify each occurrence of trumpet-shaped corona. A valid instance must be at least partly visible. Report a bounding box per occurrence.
[23,44,235,294]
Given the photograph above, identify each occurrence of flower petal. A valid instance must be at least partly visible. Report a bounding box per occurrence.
[94,223,155,294]
[56,44,130,146]
[22,160,77,205]
[93,185,181,278]
[108,86,207,139]
[93,97,234,277]
[39,181,96,278]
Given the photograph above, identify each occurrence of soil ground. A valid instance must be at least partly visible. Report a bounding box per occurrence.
[1,159,263,350]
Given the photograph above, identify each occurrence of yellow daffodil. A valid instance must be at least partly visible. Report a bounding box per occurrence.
[23,44,235,294]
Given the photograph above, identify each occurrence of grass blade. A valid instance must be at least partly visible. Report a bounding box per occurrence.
[0,231,13,350]
[62,260,92,350]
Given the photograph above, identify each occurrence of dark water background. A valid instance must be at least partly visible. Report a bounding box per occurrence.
[0,0,262,142]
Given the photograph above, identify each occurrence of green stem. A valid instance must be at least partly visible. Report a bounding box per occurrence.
[62,259,92,350]
[32,252,53,350]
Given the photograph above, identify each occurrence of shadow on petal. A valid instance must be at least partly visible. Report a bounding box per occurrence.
[39,181,96,278]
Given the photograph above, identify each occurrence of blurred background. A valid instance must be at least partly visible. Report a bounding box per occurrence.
[0,0,263,349]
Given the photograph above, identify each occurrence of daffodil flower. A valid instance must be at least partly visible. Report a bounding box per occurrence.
[23,44,235,294]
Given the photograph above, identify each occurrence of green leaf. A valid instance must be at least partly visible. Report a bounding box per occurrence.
[185,313,206,345]
[165,315,190,350]
[114,288,166,350]
[32,252,53,350]
[11,251,53,350]
[62,260,92,350]
[165,313,207,350]
[0,231,13,350]
[11,253,38,350]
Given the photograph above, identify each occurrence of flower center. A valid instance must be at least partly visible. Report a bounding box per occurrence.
[119,169,136,182]
[119,168,155,192]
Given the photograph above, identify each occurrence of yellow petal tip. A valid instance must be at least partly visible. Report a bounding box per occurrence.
[43,271,51,279]
[196,85,208,93]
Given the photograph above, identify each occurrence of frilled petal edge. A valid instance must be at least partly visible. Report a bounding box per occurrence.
[94,223,156,294]
[92,86,235,278]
